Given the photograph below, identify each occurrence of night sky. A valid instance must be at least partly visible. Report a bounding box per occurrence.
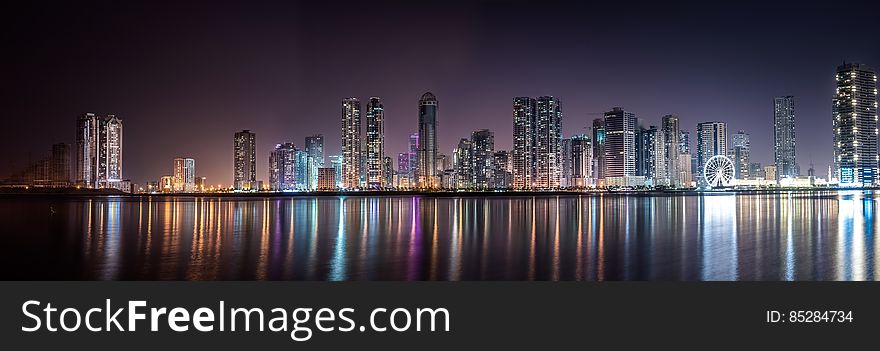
[3,0,880,185]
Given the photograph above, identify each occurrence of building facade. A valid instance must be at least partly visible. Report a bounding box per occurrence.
[341,98,362,189]
[730,130,750,179]
[269,143,297,191]
[172,157,196,192]
[832,63,878,185]
[773,96,797,179]
[417,92,439,188]
[365,97,385,189]
[233,130,257,190]
[76,113,124,190]
[603,107,638,186]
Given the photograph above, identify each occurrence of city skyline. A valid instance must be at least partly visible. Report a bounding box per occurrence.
[5,1,880,185]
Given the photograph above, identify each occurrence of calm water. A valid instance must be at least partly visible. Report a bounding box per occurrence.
[1,191,878,281]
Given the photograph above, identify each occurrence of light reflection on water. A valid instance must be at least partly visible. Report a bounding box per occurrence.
[1,191,878,281]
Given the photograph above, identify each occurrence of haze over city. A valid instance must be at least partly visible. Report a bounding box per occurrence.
[4,0,880,185]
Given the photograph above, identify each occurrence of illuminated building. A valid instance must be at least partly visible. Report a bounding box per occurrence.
[305,134,325,168]
[76,113,124,190]
[569,134,592,187]
[730,130,750,179]
[341,97,362,189]
[329,155,343,188]
[453,138,472,189]
[832,63,877,185]
[471,129,494,189]
[636,125,666,186]
[773,96,797,179]
[512,97,535,189]
[533,96,562,189]
[661,115,680,187]
[492,150,512,189]
[318,167,336,191]
[365,97,385,189]
[269,143,296,191]
[604,107,640,187]
[417,92,439,188]
[592,118,606,186]
[172,157,196,192]
[233,130,257,190]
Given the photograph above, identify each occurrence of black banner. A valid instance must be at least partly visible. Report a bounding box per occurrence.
[1,282,876,349]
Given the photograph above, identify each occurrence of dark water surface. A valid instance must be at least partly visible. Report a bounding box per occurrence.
[1,191,878,281]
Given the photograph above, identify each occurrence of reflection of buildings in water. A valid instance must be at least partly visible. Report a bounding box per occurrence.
[699,194,738,280]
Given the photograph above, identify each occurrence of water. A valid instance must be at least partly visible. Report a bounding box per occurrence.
[0,191,877,281]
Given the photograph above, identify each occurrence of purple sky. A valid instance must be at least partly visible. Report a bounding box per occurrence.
[3,0,880,185]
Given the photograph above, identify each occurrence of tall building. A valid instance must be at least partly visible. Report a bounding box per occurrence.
[172,157,196,192]
[773,96,797,179]
[453,138,473,189]
[304,134,325,168]
[383,156,393,187]
[603,107,638,186]
[730,130,750,179]
[833,63,878,185]
[470,129,495,189]
[233,130,257,190]
[417,92,439,188]
[570,134,592,187]
[512,97,536,189]
[560,138,572,187]
[492,150,512,189]
[365,97,385,189]
[661,115,681,187]
[341,98,362,189]
[269,143,296,191]
[696,122,728,184]
[637,126,666,186]
[592,118,606,185]
[329,155,344,188]
[533,96,562,188]
[408,132,419,177]
[76,113,123,189]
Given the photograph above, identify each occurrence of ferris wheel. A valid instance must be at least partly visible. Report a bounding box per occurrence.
[703,155,735,188]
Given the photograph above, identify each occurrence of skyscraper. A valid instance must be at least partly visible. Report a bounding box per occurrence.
[269,143,296,191]
[730,130,750,179]
[512,97,536,189]
[533,96,562,189]
[592,118,606,186]
[172,157,196,192]
[453,138,472,189]
[833,63,878,185]
[661,115,681,187]
[408,132,419,178]
[470,129,495,189]
[365,97,385,189]
[560,138,572,187]
[570,134,593,188]
[233,130,257,190]
[492,150,512,189]
[341,98,362,189]
[304,134,325,168]
[329,155,344,188]
[76,113,123,190]
[696,121,728,184]
[417,92,439,188]
[773,96,797,179]
[637,126,666,186]
[603,107,637,186]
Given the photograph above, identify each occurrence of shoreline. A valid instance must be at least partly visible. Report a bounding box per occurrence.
[0,186,871,198]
